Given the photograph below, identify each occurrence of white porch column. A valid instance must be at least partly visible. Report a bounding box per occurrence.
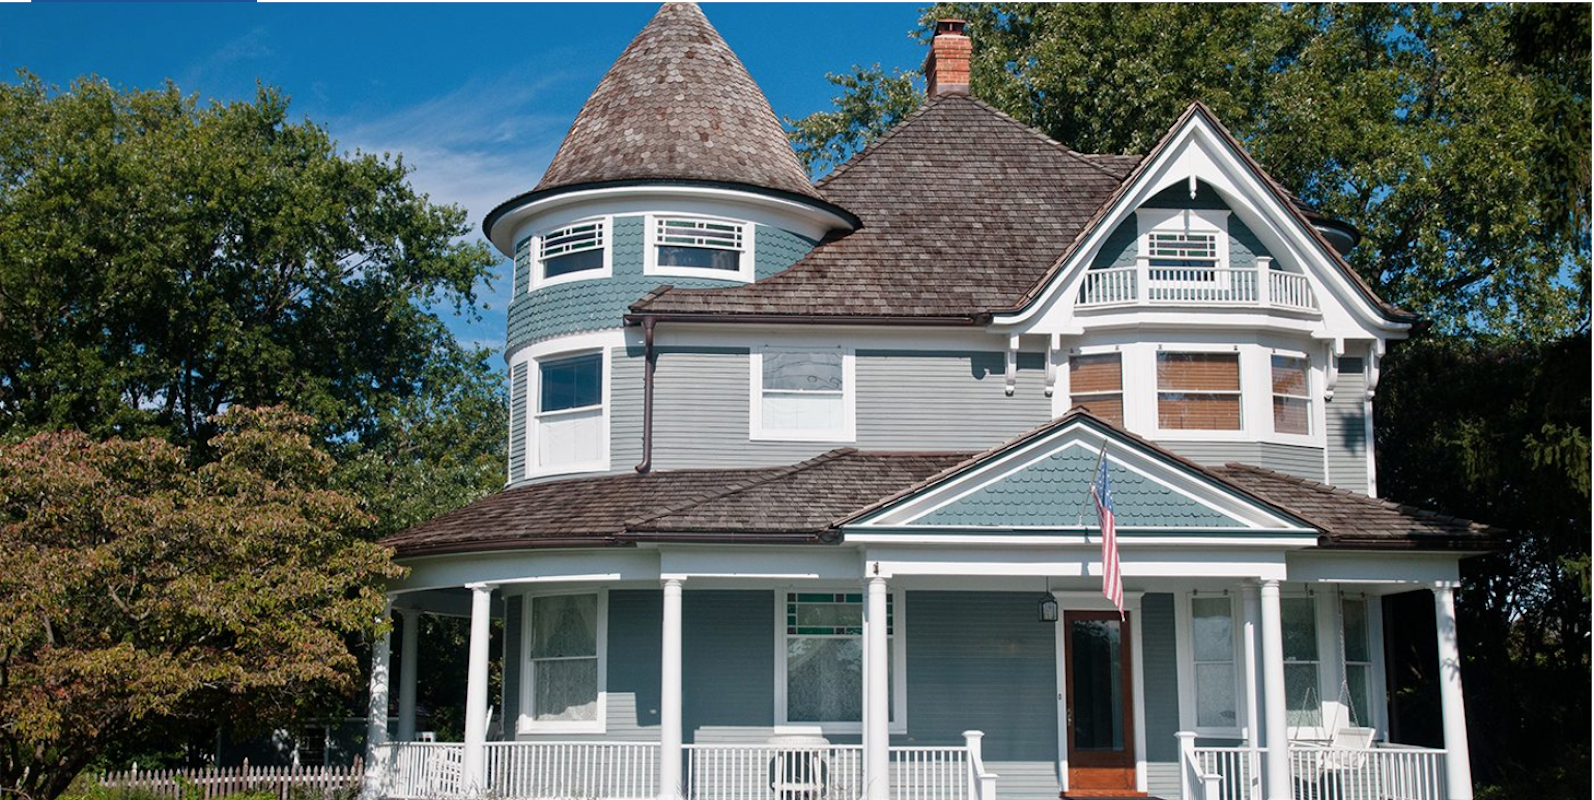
[397,608,420,742]
[1434,585,1474,800]
[462,584,494,792]
[1258,580,1290,800]
[1241,584,1262,749]
[362,600,393,800]
[659,577,685,800]
[864,575,890,800]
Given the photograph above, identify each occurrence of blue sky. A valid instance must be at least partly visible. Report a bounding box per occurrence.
[0,2,928,350]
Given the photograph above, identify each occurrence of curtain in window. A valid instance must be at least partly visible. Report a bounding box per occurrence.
[529,595,599,721]
[1157,353,1241,430]
[1192,597,1238,729]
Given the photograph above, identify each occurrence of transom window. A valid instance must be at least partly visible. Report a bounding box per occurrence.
[1070,353,1124,425]
[1157,352,1242,431]
[1271,355,1311,435]
[752,349,854,442]
[781,592,898,729]
[647,215,753,280]
[539,220,607,280]
[1147,231,1219,268]
[523,593,605,731]
[1190,596,1240,730]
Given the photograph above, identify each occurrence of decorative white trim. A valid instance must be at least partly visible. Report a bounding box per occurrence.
[749,346,857,443]
[529,216,614,291]
[772,587,907,735]
[517,589,609,735]
[643,213,756,283]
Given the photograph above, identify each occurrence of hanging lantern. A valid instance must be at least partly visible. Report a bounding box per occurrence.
[1038,593,1059,623]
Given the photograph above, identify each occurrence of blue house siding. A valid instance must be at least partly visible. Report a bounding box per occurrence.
[904,591,1058,800]
[505,217,816,354]
[683,590,776,743]
[1161,440,1327,484]
[1140,593,1181,797]
[1325,357,1369,493]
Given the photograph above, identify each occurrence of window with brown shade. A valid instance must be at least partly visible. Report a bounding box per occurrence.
[1271,355,1311,435]
[1070,354,1123,424]
[1157,353,1242,430]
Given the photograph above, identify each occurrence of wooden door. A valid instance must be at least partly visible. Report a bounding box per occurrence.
[1064,610,1139,796]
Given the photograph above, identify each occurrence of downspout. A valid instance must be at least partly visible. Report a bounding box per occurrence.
[635,316,657,473]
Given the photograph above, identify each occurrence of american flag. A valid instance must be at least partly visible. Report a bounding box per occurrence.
[1090,448,1126,618]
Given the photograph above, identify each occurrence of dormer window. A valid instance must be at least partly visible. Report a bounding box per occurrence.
[646,215,754,282]
[1137,208,1231,295]
[534,218,611,288]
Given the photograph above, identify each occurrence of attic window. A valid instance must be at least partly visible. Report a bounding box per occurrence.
[538,219,608,283]
[1147,231,1219,267]
[646,215,754,281]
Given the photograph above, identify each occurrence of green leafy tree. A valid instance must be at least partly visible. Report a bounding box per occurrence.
[0,73,497,449]
[0,407,402,800]
[787,66,923,175]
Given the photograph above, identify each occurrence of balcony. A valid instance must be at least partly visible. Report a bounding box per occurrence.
[1077,258,1319,313]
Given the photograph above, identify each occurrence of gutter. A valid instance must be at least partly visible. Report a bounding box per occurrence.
[635,316,657,474]
[623,310,988,327]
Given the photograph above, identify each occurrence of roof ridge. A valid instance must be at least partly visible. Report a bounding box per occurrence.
[955,94,1128,179]
[623,447,859,529]
[814,93,951,189]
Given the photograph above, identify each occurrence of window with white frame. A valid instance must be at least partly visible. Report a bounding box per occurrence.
[647,216,752,280]
[1341,596,1373,727]
[779,591,900,730]
[534,351,606,473]
[538,219,607,282]
[1281,596,1321,728]
[523,592,605,731]
[751,349,855,441]
[1271,355,1311,436]
[1156,352,1243,431]
[1070,353,1124,425]
[1138,208,1229,284]
[1190,595,1241,731]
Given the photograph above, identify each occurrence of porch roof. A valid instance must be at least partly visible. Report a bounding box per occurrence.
[383,412,1501,558]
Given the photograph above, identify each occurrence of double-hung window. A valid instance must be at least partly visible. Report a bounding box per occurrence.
[534,352,606,474]
[647,215,753,281]
[1157,352,1242,431]
[751,348,855,442]
[522,592,606,732]
[1341,596,1373,727]
[1271,355,1311,435]
[1069,353,1124,425]
[1189,596,1241,731]
[779,591,902,732]
[1281,596,1321,728]
[536,219,609,285]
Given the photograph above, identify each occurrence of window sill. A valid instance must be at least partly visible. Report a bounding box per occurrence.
[646,264,753,283]
[527,460,609,480]
[751,429,856,443]
[517,718,606,736]
[533,268,610,291]
[776,722,907,736]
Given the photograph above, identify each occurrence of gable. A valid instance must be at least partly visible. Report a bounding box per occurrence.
[844,413,1317,539]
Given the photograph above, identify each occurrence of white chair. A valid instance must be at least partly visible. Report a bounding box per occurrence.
[768,734,832,800]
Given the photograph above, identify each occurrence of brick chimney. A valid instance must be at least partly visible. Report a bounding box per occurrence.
[924,19,971,97]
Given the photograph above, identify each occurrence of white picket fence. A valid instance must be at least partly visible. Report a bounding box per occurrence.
[97,761,364,800]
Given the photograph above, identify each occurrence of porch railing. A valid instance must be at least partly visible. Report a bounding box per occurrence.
[381,741,464,799]
[1177,736,1447,800]
[486,741,659,800]
[685,742,862,800]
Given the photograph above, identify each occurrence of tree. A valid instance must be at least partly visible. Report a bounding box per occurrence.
[0,73,498,450]
[787,66,923,175]
[790,3,1590,340]
[0,407,401,800]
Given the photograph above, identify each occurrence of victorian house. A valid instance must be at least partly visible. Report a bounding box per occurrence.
[363,6,1493,800]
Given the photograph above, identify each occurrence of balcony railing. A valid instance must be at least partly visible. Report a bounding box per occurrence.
[1078,258,1319,313]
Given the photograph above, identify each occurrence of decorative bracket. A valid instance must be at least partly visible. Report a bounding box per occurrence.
[1366,340,1385,400]
[1324,338,1344,401]
[1043,334,1061,397]
[1004,335,1020,397]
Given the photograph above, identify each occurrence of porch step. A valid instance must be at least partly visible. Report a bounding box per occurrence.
[1059,793,1159,800]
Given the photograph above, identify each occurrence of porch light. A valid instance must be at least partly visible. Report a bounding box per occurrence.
[1038,593,1059,623]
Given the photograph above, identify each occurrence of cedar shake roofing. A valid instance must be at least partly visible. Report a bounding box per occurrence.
[384,413,1498,558]
[382,450,965,557]
[631,94,1128,319]
[530,3,820,201]
[1211,463,1503,550]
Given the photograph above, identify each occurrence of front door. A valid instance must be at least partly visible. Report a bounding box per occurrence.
[1064,610,1138,795]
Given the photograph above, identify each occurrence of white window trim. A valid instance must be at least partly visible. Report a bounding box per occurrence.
[1152,347,1246,439]
[1065,351,1125,423]
[529,348,611,478]
[518,589,609,735]
[1268,349,1316,443]
[773,588,908,736]
[749,347,857,443]
[1137,208,1232,280]
[1281,591,1335,741]
[531,216,613,290]
[1174,591,1248,739]
[643,213,756,283]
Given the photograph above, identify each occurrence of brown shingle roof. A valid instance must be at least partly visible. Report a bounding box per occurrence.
[1211,463,1502,549]
[382,450,965,557]
[530,2,820,201]
[631,94,1128,319]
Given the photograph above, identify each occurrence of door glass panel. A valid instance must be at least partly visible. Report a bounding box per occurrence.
[1071,619,1125,751]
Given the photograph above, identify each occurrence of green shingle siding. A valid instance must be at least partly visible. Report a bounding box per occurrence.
[505,217,816,354]
[513,236,531,297]
[916,446,1242,528]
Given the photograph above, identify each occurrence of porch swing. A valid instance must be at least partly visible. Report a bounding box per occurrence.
[1288,598,1378,796]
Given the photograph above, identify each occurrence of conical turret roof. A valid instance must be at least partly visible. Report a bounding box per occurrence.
[533,3,821,199]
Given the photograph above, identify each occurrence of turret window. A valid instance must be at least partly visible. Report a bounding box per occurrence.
[530,350,608,475]
[536,219,610,286]
[1156,352,1242,431]
[646,215,754,281]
